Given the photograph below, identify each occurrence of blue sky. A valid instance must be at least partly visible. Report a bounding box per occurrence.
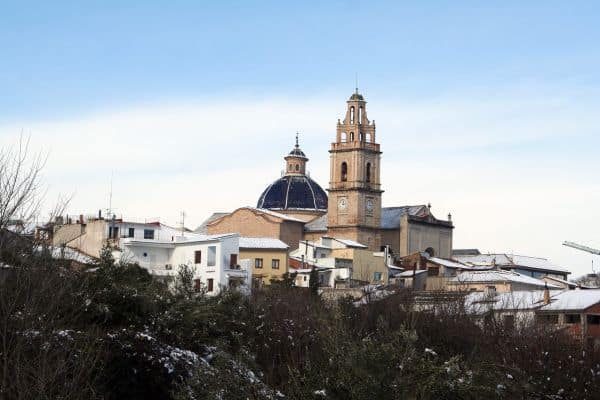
[1,1,599,276]
[2,1,599,120]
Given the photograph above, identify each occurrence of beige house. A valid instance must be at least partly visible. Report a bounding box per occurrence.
[290,237,389,287]
[53,216,181,258]
[239,237,289,288]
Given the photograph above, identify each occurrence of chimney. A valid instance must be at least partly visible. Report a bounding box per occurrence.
[98,209,102,219]
[448,213,452,222]
[543,283,551,305]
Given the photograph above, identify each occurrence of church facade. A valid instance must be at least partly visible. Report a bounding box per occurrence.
[200,91,454,259]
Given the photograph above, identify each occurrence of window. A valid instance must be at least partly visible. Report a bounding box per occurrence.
[538,314,559,324]
[358,106,362,122]
[341,162,348,182]
[207,278,214,292]
[194,279,201,292]
[373,272,382,281]
[207,246,216,267]
[288,164,292,171]
[128,227,135,238]
[194,250,202,264]
[427,267,439,277]
[359,132,363,141]
[295,164,299,171]
[144,229,155,239]
[350,106,355,123]
[271,259,280,269]
[503,315,515,330]
[587,315,600,325]
[255,258,263,269]
[108,226,119,239]
[366,163,371,183]
[349,132,354,141]
[341,132,347,142]
[566,314,581,324]
[230,254,238,268]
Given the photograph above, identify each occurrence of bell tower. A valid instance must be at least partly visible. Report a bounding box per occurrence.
[327,90,383,250]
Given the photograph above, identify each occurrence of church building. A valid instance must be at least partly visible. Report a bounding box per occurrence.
[199,91,454,259]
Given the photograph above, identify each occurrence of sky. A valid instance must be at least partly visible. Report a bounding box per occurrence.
[0,1,599,276]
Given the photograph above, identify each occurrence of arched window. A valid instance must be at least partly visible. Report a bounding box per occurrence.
[341,162,348,182]
[359,106,363,123]
[366,162,371,183]
[365,132,372,142]
[295,164,299,171]
[341,132,347,142]
[288,164,293,171]
[359,132,363,142]
[350,107,355,123]
[349,132,354,141]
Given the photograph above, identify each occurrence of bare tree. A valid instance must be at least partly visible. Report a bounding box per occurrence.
[0,135,46,231]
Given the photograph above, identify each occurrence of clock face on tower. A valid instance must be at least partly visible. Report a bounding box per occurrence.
[366,198,374,213]
[338,198,347,211]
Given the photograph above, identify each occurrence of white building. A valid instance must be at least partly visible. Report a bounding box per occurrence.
[121,233,251,296]
[52,214,186,259]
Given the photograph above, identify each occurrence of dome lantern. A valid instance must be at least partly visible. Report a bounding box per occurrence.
[284,132,308,175]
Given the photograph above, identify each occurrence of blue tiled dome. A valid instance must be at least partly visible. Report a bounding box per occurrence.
[257,175,327,211]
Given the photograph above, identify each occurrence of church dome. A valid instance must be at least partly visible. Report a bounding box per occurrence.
[257,175,327,211]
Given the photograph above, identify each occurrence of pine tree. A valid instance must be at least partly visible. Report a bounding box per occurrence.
[98,243,115,268]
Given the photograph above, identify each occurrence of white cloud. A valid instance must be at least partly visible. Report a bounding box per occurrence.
[1,90,598,277]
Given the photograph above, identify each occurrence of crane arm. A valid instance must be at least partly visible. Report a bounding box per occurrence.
[563,241,600,256]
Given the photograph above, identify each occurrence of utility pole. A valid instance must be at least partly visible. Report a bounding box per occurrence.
[179,211,186,238]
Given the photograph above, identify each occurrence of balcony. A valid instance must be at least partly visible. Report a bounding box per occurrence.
[330,141,380,153]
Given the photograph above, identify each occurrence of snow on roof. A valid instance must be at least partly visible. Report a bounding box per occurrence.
[194,212,230,234]
[510,254,569,273]
[290,268,312,274]
[450,270,561,289]
[395,269,428,277]
[539,290,600,312]
[245,207,305,223]
[304,205,436,232]
[543,276,577,288]
[333,238,368,249]
[123,232,238,246]
[35,245,96,264]
[453,253,569,274]
[428,257,473,269]
[6,222,37,234]
[464,290,550,314]
[380,206,427,229]
[304,214,328,232]
[239,237,289,250]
